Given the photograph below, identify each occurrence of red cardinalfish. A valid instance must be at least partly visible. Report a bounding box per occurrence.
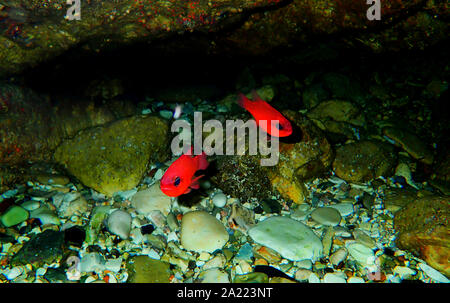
[237,91,293,137]
[160,147,209,197]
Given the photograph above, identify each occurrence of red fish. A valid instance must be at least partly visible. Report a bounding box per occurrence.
[237,91,293,137]
[160,147,209,197]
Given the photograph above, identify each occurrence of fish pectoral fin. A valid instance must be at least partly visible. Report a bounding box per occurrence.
[190,175,204,189]
[183,187,192,194]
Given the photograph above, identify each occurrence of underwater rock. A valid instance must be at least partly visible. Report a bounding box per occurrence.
[107,209,132,240]
[265,111,334,203]
[0,205,29,228]
[180,210,229,253]
[307,100,365,126]
[131,183,172,217]
[127,256,171,283]
[383,127,434,165]
[333,140,396,183]
[383,187,418,214]
[11,230,64,268]
[310,207,342,226]
[307,99,365,140]
[248,216,323,261]
[212,154,274,202]
[197,268,230,283]
[0,83,127,167]
[394,195,450,278]
[54,115,169,196]
[212,192,228,208]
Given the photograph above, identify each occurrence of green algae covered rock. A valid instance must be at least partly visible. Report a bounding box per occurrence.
[0,205,29,227]
[11,230,65,268]
[127,256,171,283]
[54,115,169,196]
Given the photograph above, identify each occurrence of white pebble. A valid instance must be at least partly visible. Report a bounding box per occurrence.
[323,272,347,283]
[107,209,132,239]
[212,192,227,208]
[418,263,449,283]
[393,266,416,280]
[308,272,321,283]
[4,266,24,280]
[347,276,365,283]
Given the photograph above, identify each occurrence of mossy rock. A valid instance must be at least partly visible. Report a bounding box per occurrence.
[333,140,397,183]
[11,230,65,268]
[394,195,450,278]
[54,115,169,196]
[126,256,171,283]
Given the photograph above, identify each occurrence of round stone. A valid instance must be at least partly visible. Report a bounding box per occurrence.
[347,242,375,266]
[323,273,347,283]
[212,192,227,208]
[310,207,342,226]
[180,211,229,253]
[327,203,354,216]
[107,209,132,239]
[248,216,323,261]
[131,183,172,217]
[1,206,29,228]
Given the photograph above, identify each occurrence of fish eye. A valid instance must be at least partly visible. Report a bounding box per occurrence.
[174,176,181,186]
[274,121,283,130]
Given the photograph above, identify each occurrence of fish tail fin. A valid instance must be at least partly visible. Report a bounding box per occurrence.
[236,93,249,109]
[196,152,209,170]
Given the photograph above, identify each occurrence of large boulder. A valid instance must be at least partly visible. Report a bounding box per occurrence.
[54,115,169,196]
[394,195,450,278]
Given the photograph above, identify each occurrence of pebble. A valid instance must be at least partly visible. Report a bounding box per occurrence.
[310,207,342,226]
[393,266,416,280]
[104,257,123,273]
[203,254,226,270]
[323,272,347,283]
[308,272,321,283]
[296,259,312,270]
[330,247,348,267]
[159,110,173,120]
[3,266,24,280]
[248,216,323,261]
[107,209,132,239]
[1,205,29,227]
[418,263,449,283]
[30,207,60,225]
[180,211,229,253]
[295,268,313,281]
[79,252,105,273]
[131,183,172,217]
[327,203,354,216]
[347,242,375,267]
[197,268,230,283]
[20,200,41,211]
[212,192,227,208]
[347,276,365,283]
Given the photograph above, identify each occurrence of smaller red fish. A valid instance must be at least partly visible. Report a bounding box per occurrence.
[160,147,209,197]
[237,90,293,137]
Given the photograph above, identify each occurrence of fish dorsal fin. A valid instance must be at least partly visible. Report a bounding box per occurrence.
[195,152,209,170]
